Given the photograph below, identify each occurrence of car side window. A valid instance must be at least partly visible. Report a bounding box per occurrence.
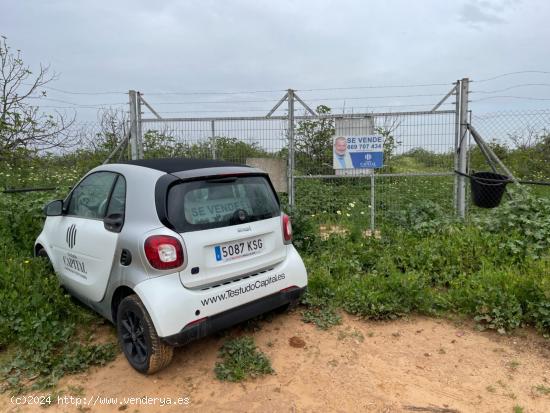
[67,172,117,219]
[105,175,126,217]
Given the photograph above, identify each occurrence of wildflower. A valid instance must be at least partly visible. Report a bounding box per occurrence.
[336,210,342,215]
[346,213,351,217]
[349,202,355,208]
[360,211,365,215]
[24,260,30,264]
[310,214,315,217]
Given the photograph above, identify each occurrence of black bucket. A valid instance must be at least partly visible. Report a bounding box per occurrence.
[470,172,510,208]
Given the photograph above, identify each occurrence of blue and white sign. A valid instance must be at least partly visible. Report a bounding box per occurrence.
[333,135,384,169]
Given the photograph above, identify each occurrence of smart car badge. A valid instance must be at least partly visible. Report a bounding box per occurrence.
[66,224,77,249]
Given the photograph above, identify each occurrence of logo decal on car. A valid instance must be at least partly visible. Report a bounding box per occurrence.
[66,224,77,249]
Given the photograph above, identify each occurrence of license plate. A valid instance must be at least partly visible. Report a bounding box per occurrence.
[214,238,264,262]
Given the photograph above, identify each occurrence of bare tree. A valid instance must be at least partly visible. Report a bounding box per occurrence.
[0,36,75,157]
[77,107,128,153]
[508,125,546,150]
[375,115,402,161]
[97,107,128,152]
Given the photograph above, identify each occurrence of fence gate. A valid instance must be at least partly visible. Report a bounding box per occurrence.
[125,83,470,229]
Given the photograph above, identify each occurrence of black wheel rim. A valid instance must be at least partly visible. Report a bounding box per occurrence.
[120,310,148,365]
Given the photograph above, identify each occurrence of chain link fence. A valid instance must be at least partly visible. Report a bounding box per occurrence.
[139,108,459,228]
[129,84,550,228]
[469,109,550,200]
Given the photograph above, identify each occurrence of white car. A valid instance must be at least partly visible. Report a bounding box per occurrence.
[35,158,307,374]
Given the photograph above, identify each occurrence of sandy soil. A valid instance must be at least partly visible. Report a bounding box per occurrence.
[3,311,550,413]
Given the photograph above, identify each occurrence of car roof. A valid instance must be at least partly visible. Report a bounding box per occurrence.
[123,158,250,173]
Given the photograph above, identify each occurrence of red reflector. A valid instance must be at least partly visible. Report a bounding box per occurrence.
[144,235,184,270]
[282,214,292,244]
[184,317,208,329]
[280,286,298,293]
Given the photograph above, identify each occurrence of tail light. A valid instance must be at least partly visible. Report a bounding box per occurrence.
[144,235,184,270]
[282,213,292,244]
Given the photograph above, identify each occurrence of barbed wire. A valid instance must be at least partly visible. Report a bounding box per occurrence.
[141,102,452,116]
[21,83,127,95]
[27,96,127,107]
[473,70,550,83]
[471,95,550,103]
[472,108,550,120]
[39,105,127,110]
[143,93,452,107]
[24,81,455,98]
[471,83,550,94]
[18,71,550,98]
[296,82,453,91]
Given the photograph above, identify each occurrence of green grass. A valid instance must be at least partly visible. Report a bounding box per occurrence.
[391,154,449,173]
[534,384,550,395]
[0,146,549,392]
[296,189,550,336]
[214,337,274,382]
[301,307,342,330]
[0,247,117,394]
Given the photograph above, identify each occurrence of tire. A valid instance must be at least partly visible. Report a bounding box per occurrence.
[37,248,49,259]
[116,294,173,374]
[37,248,54,272]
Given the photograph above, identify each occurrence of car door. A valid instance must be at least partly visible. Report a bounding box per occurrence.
[50,171,125,302]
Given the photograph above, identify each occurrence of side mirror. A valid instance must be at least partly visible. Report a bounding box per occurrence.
[44,200,63,216]
[104,213,124,233]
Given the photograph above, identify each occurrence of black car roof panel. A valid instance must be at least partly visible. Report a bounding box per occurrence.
[123,158,250,173]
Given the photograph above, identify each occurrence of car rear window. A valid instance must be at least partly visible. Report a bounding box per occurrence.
[167,175,280,232]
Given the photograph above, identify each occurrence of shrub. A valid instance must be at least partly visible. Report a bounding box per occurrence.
[476,189,550,259]
[0,244,116,393]
[340,271,440,320]
[301,198,550,334]
[214,337,273,382]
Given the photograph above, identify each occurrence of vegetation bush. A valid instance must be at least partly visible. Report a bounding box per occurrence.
[1,36,548,393]
[0,130,548,393]
[294,190,550,336]
[0,243,116,393]
[214,336,273,382]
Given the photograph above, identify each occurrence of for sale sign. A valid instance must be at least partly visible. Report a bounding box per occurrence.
[333,135,384,169]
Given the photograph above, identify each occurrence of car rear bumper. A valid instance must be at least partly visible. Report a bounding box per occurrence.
[162,286,305,346]
[134,246,307,338]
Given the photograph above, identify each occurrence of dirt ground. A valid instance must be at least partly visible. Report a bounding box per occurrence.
[3,311,550,413]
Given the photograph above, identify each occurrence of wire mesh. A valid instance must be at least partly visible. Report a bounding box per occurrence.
[141,109,458,227]
[140,118,288,164]
[469,109,550,201]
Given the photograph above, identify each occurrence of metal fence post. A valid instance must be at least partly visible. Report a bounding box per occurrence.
[287,89,295,208]
[370,173,375,231]
[453,81,460,214]
[128,90,139,160]
[456,78,469,218]
[136,92,144,159]
[210,120,216,159]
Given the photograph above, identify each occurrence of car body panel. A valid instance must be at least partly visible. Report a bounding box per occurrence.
[35,160,308,342]
[178,216,287,289]
[135,245,307,338]
[47,215,118,301]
